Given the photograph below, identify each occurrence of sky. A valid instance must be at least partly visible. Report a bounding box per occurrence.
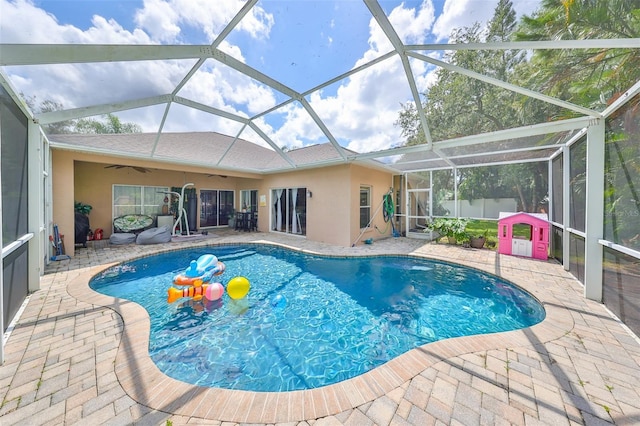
[0,0,541,154]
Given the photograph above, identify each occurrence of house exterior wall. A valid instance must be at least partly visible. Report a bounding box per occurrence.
[257,164,394,246]
[260,165,352,246]
[53,150,261,255]
[51,150,76,256]
[53,149,395,253]
[349,165,394,246]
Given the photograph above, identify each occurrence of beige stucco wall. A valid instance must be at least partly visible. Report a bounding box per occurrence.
[54,150,263,255]
[259,164,394,247]
[349,164,395,245]
[51,151,76,256]
[261,165,352,246]
[53,149,395,254]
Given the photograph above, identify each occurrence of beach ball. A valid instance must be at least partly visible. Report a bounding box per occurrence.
[227,276,250,299]
[205,282,224,301]
[271,294,287,310]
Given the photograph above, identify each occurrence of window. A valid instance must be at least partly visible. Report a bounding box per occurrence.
[240,189,258,212]
[360,186,371,229]
[113,185,168,218]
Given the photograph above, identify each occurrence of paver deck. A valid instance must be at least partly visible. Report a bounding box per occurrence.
[1,230,639,425]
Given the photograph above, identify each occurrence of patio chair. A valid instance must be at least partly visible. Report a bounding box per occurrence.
[249,211,258,231]
[234,211,247,231]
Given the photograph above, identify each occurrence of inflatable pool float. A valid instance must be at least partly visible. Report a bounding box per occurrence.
[167,282,225,303]
[173,254,225,286]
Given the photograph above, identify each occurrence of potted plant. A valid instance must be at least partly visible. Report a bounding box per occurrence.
[425,218,468,244]
[469,228,488,249]
[74,201,92,215]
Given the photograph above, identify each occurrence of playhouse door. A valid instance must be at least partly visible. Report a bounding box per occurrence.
[512,239,532,257]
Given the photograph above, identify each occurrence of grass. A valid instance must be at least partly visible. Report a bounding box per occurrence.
[465,219,496,238]
[465,219,498,248]
[432,218,535,250]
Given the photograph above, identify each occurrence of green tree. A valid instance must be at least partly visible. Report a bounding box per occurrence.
[398,0,548,212]
[514,0,640,111]
[397,0,640,214]
[75,113,142,134]
[23,95,76,134]
[418,0,524,142]
[24,96,142,134]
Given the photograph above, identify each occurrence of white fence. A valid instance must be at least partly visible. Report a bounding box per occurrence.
[439,198,517,219]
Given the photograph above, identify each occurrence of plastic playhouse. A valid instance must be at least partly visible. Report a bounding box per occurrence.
[498,212,549,260]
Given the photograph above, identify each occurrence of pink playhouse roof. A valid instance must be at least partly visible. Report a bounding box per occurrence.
[498,211,549,224]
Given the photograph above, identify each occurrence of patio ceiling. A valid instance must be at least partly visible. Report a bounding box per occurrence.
[1,0,639,175]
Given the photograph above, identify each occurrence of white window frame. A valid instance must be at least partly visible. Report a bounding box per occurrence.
[112,184,169,219]
[360,186,371,229]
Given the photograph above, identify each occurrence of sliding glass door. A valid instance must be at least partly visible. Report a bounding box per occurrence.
[200,189,234,227]
[271,187,306,235]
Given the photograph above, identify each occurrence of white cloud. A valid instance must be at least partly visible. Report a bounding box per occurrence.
[134,0,273,42]
[0,0,274,132]
[390,0,436,44]
[179,60,277,115]
[432,0,494,41]
[281,1,436,153]
[134,0,180,42]
[0,0,152,43]
[0,0,543,153]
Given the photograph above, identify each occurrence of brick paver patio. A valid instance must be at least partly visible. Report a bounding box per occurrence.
[1,230,639,425]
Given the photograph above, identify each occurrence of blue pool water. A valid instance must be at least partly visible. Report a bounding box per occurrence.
[90,244,545,392]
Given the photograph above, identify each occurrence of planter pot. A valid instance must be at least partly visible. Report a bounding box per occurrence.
[470,236,486,249]
[447,236,457,244]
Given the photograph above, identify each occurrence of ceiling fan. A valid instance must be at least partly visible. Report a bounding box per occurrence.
[104,164,152,173]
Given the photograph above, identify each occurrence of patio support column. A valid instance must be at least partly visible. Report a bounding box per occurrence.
[429,170,433,217]
[453,167,458,217]
[583,119,605,301]
[562,145,570,271]
[28,121,43,291]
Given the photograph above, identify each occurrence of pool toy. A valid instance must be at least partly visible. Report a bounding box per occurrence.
[205,282,225,301]
[227,276,250,299]
[168,284,208,303]
[167,282,226,303]
[213,261,226,276]
[173,254,225,286]
[271,294,287,310]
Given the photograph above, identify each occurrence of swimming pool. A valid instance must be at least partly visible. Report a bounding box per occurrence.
[90,244,545,392]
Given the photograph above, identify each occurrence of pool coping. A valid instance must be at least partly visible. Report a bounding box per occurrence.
[67,241,573,423]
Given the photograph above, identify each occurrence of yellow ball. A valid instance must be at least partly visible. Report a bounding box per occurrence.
[226,276,250,299]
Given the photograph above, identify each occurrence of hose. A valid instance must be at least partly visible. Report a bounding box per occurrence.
[352,189,394,246]
[383,193,394,223]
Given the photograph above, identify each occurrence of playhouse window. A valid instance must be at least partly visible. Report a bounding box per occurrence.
[513,223,532,240]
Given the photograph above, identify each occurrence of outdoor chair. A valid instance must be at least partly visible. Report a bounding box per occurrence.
[234,211,247,231]
[249,211,258,231]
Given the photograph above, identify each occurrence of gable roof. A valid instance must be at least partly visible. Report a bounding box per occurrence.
[498,211,549,222]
